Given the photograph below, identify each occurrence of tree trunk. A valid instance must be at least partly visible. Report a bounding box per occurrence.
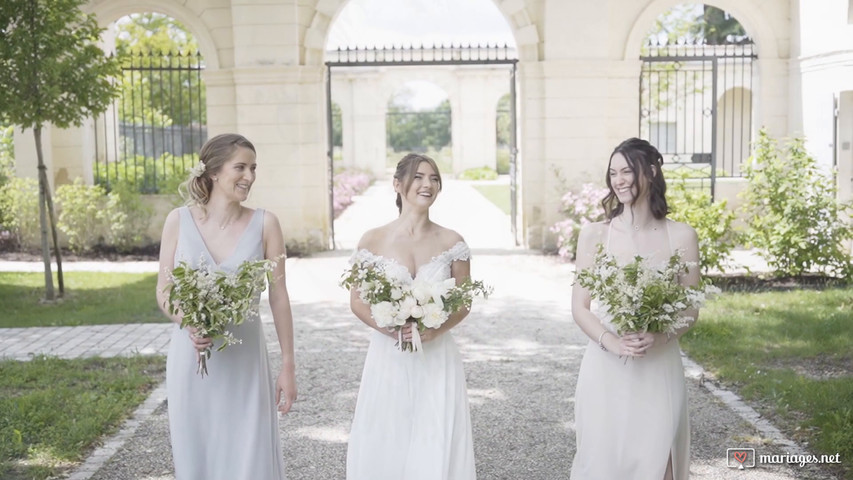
[34,126,55,301]
[44,171,64,297]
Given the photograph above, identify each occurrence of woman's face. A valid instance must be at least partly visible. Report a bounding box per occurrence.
[609,152,639,205]
[213,147,257,202]
[399,161,440,210]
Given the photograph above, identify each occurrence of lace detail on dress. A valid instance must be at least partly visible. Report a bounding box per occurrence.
[441,241,470,263]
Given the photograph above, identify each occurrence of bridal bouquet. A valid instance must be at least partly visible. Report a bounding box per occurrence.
[164,255,278,377]
[575,246,720,336]
[341,257,492,352]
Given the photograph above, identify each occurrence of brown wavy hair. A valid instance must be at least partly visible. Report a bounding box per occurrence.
[393,153,442,214]
[601,137,668,221]
[179,133,256,214]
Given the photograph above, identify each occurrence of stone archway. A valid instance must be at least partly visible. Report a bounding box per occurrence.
[87,0,222,69]
[302,0,541,66]
[623,0,780,61]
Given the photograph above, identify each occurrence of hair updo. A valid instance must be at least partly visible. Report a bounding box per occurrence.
[179,133,256,213]
[601,137,668,220]
[393,153,442,214]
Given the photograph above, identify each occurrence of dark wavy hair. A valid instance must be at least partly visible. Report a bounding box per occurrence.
[601,137,668,221]
[393,153,442,214]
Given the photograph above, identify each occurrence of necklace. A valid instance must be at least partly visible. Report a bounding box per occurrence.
[218,209,242,230]
[623,217,658,232]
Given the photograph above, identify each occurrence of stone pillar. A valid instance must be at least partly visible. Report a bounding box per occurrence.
[838,91,853,210]
[230,65,330,249]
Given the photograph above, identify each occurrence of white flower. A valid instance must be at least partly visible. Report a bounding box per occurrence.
[411,279,432,303]
[397,295,418,322]
[370,301,398,328]
[410,305,425,319]
[390,287,403,300]
[420,302,449,329]
[189,161,206,179]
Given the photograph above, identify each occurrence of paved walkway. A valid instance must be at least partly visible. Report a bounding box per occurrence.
[0,180,831,480]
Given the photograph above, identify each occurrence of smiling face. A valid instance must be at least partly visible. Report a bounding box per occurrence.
[608,152,640,205]
[395,159,441,212]
[212,146,257,202]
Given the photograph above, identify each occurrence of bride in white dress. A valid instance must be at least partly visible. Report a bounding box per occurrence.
[346,153,477,480]
[571,138,701,480]
[156,134,297,479]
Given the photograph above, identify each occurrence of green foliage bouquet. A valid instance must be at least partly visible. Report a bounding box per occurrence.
[164,256,278,376]
[575,246,719,336]
[341,254,492,352]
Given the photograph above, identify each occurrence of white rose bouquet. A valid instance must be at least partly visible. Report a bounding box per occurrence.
[575,245,720,336]
[341,258,492,352]
[164,255,278,377]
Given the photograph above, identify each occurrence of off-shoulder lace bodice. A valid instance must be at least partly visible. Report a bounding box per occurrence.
[350,241,470,284]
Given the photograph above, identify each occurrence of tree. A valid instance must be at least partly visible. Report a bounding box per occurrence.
[114,13,205,127]
[0,0,122,300]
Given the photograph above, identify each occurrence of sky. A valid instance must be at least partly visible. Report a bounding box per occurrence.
[327,0,516,110]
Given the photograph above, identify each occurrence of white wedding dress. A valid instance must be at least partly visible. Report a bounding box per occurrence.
[346,241,477,480]
[571,220,689,480]
[166,207,286,480]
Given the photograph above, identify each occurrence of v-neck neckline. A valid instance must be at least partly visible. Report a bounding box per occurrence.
[185,207,259,267]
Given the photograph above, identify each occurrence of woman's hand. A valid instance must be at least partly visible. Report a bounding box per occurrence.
[399,322,443,343]
[616,332,658,357]
[276,368,297,414]
[186,326,212,352]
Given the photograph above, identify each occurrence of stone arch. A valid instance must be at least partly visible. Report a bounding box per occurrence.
[86,0,221,69]
[302,0,541,66]
[623,0,779,60]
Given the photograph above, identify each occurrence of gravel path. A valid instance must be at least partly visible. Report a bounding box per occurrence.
[78,253,839,480]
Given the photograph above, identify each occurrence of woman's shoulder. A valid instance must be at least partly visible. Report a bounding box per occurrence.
[578,221,609,240]
[666,219,698,242]
[433,225,465,248]
[356,226,388,251]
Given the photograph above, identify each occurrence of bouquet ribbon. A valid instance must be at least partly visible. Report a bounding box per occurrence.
[398,326,424,353]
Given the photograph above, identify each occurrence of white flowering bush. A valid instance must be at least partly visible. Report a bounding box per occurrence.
[575,245,719,336]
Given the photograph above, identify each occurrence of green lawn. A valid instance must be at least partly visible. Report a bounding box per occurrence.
[472,184,511,215]
[0,355,166,480]
[682,287,853,479]
[0,272,165,327]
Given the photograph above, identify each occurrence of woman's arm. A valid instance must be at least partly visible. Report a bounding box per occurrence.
[349,231,398,338]
[155,209,181,324]
[665,223,701,340]
[263,211,297,413]
[416,258,471,342]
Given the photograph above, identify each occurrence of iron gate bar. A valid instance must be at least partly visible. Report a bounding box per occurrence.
[95,50,206,192]
[325,44,520,249]
[639,40,756,201]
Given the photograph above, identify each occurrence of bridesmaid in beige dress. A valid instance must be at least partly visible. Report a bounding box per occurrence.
[571,138,701,480]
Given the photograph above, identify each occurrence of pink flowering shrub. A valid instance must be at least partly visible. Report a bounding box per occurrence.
[550,183,609,260]
[333,169,373,218]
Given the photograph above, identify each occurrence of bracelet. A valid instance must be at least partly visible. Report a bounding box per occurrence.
[598,330,612,351]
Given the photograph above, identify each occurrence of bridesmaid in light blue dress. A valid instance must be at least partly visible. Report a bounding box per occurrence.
[155,134,297,479]
[346,153,477,480]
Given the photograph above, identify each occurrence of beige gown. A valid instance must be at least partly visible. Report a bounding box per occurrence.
[571,220,689,480]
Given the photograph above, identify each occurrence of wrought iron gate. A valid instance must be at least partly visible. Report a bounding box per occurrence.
[640,39,756,199]
[325,44,519,247]
[94,50,206,193]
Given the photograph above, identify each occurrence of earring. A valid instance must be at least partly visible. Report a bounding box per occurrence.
[213,176,218,182]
